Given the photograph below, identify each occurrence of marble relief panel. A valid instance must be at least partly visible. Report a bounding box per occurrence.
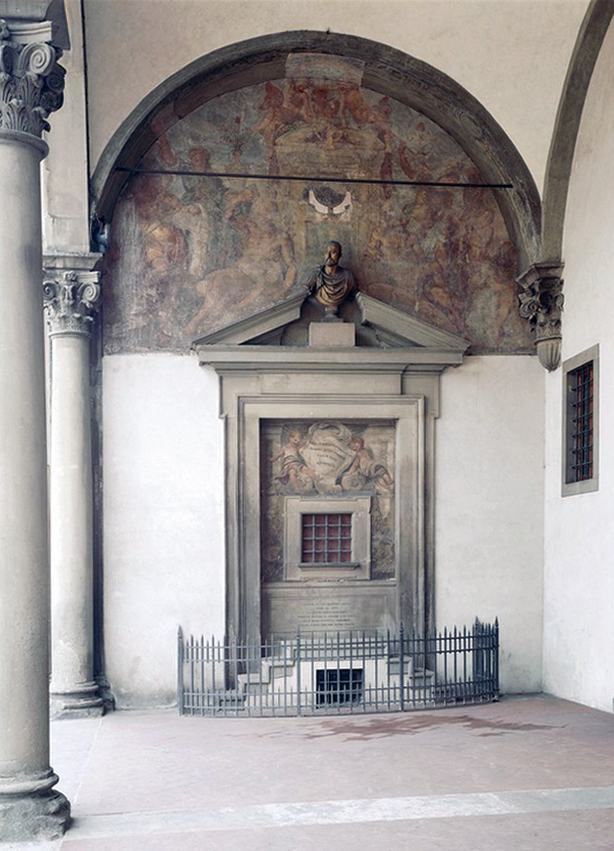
[261,421,396,582]
[103,65,530,354]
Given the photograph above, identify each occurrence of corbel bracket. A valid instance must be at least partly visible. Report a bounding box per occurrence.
[517,261,564,371]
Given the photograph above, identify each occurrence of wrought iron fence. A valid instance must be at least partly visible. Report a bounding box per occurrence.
[178,620,499,717]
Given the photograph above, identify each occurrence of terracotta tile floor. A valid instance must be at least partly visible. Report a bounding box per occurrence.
[5,695,614,850]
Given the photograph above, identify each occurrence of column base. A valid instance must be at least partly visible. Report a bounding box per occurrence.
[50,681,104,720]
[0,780,70,842]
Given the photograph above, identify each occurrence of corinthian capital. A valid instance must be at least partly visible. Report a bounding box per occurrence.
[43,271,101,336]
[0,17,65,138]
[517,261,564,371]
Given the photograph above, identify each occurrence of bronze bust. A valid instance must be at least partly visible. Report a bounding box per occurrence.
[307,241,356,319]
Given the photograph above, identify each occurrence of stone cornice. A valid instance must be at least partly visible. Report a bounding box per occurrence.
[517,261,564,371]
[44,252,102,273]
[42,270,101,337]
[0,16,65,139]
[194,344,465,375]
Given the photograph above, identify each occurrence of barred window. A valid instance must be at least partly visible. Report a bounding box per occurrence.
[285,495,371,580]
[316,668,363,705]
[563,346,599,496]
[301,513,352,564]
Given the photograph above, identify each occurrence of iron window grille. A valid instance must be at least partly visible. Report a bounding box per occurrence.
[568,361,594,481]
[563,345,599,496]
[301,513,352,564]
[316,668,363,704]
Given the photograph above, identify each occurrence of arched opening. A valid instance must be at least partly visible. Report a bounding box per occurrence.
[94,32,545,704]
[93,31,540,356]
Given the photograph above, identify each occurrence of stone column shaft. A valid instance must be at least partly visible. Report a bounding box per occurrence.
[44,269,102,717]
[0,13,69,841]
[0,134,51,787]
[0,133,70,842]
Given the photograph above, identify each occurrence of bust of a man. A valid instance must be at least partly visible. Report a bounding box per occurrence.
[307,241,356,319]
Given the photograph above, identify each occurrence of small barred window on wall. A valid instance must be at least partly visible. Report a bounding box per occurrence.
[301,513,352,564]
[562,344,599,496]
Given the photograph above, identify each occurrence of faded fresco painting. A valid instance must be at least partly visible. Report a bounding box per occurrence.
[261,420,395,582]
[103,55,530,354]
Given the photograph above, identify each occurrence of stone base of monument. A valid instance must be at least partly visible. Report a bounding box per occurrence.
[309,321,355,347]
[0,788,70,842]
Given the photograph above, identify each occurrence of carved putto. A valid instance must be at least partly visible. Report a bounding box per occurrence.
[271,421,393,496]
[0,19,65,138]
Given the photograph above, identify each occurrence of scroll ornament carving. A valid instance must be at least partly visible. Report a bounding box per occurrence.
[43,272,101,336]
[0,19,65,137]
[518,263,564,372]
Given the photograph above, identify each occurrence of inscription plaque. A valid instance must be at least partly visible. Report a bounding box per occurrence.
[262,583,397,636]
[296,598,355,632]
[300,422,355,494]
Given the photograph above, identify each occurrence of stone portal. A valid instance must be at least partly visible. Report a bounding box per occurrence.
[194,288,470,646]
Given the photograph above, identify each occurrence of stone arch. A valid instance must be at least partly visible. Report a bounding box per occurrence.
[91,30,541,269]
[542,0,614,261]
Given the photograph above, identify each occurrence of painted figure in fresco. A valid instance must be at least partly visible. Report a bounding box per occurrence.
[272,429,314,494]
[307,241,356,319]
[341,437,394,495]
[106,74,523,357]
[184,183,297,338]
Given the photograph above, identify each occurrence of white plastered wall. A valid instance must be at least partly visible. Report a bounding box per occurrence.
[542,20,614,712]
[436,355,544,694]
[103,352,544,705]
[102,353,225,707]
[82,0,588,193]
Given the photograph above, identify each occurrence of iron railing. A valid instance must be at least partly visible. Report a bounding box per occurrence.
[178,620,499,717]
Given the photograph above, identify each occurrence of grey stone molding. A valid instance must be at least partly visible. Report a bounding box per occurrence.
[193,291,471,371]
[357,293,470,353]
[43,269,101,336]
[193,294,306,347]
[0,16,65,138]
[542,0,614,260]
[518,262,564,371]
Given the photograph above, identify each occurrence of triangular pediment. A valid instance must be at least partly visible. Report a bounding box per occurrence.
[355,293,470,352]
[191,294,306,347]
[191,291,470,354]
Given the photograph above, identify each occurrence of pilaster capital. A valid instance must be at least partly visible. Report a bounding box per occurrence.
[517,261,564,372]
[0,16,65,139]
[42,270,101,337]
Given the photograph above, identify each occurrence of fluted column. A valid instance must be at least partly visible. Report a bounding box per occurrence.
[43,267,103,719]
[0,14,70,841]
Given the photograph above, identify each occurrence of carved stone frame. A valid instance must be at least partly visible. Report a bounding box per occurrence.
[197,361,445,648]
[242,395,423,644]
[194,294,469,645]
[284,494,373,581]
